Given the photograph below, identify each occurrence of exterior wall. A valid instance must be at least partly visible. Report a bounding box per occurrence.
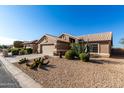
[32,44,38,53]
[55,41,70,55]
[37,34,112,57]
[99,42,110,57]
[40,36,56,44]
[89,41,111,57]
[99,43,109,53]
[24,43,38,53]
[60,35,70,41]
[42,44,56,56]
[38,44,41,53]
[37,36,56,53]
[111,48,124,56]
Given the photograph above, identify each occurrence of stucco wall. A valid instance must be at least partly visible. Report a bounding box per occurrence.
[89,41,111,57]
[38,44,41,53]
[54,41,70,55]
[98,42,111,57]
[42,44,55,55]
[99,43,109,54]
[39,36,56,44]
[60,35,70,41]
[37,36,56,53]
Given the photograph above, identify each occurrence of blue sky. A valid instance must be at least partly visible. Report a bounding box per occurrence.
[0,5,124,47]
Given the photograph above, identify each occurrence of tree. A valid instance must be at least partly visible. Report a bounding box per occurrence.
[120,38,124,45]
[0,45,8,49]
[13,41,24,48]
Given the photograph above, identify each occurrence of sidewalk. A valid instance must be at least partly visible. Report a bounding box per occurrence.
[0,56,42,88]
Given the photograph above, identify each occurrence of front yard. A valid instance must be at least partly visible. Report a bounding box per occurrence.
[13,57,124,88]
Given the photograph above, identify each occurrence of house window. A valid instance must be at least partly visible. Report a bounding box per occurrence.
[90,43,98,53]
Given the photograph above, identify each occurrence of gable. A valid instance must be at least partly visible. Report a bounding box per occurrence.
[59,34,69,41]
[38,35,57,44]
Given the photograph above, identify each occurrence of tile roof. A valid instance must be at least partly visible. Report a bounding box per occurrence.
[59,33,77,39]
[77,32,112,42]
[46,34,70,43]
[38,32,112,44]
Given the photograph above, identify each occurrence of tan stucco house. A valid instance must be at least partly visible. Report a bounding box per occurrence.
[37,32,113,57]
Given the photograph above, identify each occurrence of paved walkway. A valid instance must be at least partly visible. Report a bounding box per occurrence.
[0,61,21,88]
[0,56,42,88]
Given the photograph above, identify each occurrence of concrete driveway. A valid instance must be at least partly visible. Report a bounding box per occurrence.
[0,60,21,88]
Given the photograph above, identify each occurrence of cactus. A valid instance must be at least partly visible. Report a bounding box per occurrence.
[18,58,28,64]
[28,56,50,69]
[85,43,90,54]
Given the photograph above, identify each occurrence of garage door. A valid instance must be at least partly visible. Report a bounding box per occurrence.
[42,45,55,56]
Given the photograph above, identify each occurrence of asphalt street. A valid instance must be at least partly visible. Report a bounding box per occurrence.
[0,60,21,88]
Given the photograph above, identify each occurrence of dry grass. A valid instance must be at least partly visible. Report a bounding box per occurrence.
[13,57,124,88]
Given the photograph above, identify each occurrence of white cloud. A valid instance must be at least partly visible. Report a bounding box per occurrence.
[0,36,18,45]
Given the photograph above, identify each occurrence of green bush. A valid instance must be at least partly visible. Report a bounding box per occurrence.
[65,50,76,60]
[79,53,90,62]
[26,48,33,54]
[19,49,27,55]
[11,48,20,55]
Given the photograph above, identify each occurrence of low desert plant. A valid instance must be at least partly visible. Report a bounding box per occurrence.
[79,53,90,62]
[19,49,27,55]
[26,48,33,54]
[65,49,76,60]
[11,48,20,55]
[18,58,28,64]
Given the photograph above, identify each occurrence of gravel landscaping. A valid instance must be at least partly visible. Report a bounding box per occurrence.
[13,57,124,88]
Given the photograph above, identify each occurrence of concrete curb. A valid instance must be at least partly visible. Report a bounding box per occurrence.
[0,56,42,88]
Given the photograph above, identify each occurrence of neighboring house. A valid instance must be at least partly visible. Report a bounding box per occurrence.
[37,32,113,57]
[23,40,38,53]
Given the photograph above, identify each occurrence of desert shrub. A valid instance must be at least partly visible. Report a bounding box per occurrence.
[79,53,90,62]
[65,50,76,60]
[19,49,27,55]
[11,48,20,55]
[26,48,33,54]
[70,43,85,57]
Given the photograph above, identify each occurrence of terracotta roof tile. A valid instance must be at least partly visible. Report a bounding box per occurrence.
[77,32,112,42]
